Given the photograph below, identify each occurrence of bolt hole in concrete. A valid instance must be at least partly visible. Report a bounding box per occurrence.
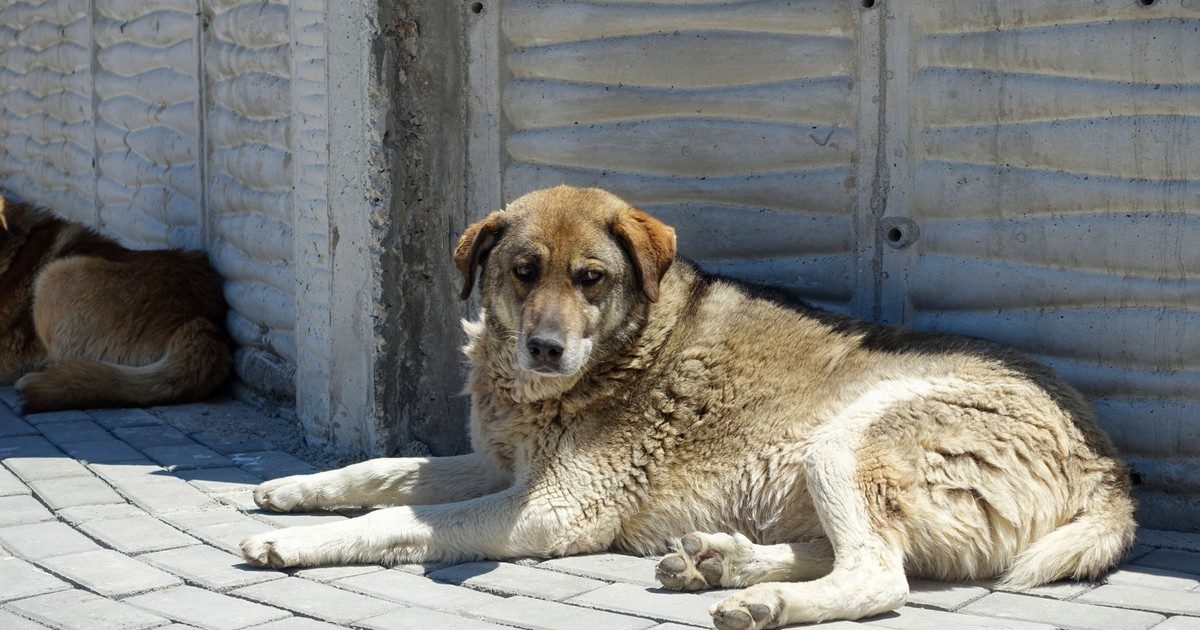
[1138,0,1155,5]
[471,1,484,14]
[861,0,876,8]
[886,227,903,243]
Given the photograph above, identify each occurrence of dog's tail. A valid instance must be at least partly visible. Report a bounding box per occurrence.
[18,317,230,413]
[998,471,1137,589]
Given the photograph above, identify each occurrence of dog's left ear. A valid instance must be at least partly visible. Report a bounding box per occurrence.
[454,211,507,300]
[612,207,676,302]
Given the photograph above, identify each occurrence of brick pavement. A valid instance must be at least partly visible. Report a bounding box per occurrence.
[0,385,1197,629]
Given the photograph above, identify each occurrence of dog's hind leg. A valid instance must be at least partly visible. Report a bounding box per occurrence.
[707,379,951,629]
[656,533,832,590]
[254,453,511,512]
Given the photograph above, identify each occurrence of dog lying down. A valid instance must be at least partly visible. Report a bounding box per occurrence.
[0,198,230,412]
[242,185,1134,628]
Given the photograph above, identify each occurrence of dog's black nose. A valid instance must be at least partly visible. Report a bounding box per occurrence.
[526,336,565,368]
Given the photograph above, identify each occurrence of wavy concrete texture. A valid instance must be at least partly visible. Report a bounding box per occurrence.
[0,0,93,224]
[94,0,201,249]
[500,0,862,309]
[885,0,1200,526]
[203,0,295,400]
[482,0,1200,528]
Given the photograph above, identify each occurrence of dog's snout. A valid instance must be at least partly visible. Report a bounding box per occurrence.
[526,336,565,368]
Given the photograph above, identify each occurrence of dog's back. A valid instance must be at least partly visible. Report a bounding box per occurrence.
[0,198,231,412]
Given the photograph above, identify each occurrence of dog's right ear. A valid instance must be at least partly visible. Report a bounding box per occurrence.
[454,211,507,300]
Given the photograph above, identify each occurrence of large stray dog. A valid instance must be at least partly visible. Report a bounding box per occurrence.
[242,185,1135,628]
[0,198,230,412]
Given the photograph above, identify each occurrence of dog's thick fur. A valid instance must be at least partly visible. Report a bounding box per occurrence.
[0,198,230,412]
[241,186,1135,628]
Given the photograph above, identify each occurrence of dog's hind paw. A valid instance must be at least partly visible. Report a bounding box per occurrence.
[656,531,754,591]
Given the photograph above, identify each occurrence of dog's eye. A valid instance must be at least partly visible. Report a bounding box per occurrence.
[513,264,536,282]
[579,269,604,287]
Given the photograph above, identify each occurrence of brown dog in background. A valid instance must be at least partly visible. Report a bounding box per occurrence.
[0,198,230,413]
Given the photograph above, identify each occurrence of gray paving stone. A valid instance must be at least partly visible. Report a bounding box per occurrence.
[291,564,384,583]
[0,386,19,409]
[1078,584,1200,616]
[111,475,221,514]
[78,515,199,554]
[190,431,274,456]
[863,605,1056,630]
[233,577,401,624]
[334,569,505,614]
[0,521,102,560]
[906,579,989,611]
[1153,617,1200,629]
[143,444,234,470]
[248,619,344,630]
[160,507,251,531]
[1107,565,1200,591]
[112,425,193,450]
[190,516,276,554]
[1139,530,1200,554]
[567,583,718,626]
[175,467,261,494]
[5,456,90,482]
[394,562,451,576]
[125,585,290,630]
[359,606,512,630]
[40,549,182,598]
[36,420,111,446]
[248,510,349,528]
[21,411,92,426]
[57,502,147,524]
[961,592,1165,630]
[0,495,53,527]
[87,408,162,430]
[538,553,662,587]
[476,594,658,630]
[27,475,124,510]
[215,491,261,511]
[1134,550,1200,576]
[0,408,37,437]
[142,544,286,591]
[0,465,30,496]
[0,609,51,630]
[432,561,607,601]
[0,436,62,461]
[0,557,71,602]
[8,589,168,630]
[60,438,151,465]
[999,579,1097,600]
[89,462,169,484]
[228,451,316,479]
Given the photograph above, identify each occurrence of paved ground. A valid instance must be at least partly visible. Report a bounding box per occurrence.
[1,388,1199,630]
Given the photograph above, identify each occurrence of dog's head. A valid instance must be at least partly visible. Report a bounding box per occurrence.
[456,185,676,377]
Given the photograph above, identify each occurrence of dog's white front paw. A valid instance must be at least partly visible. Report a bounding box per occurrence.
[710,585,784,630]
[241,529,307,568]
[253,476,316,513]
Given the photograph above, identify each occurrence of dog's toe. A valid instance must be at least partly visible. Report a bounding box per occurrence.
[252,476,310,513]
[710,588,781,630]
[656,550,708,591]
[657,531,746,591]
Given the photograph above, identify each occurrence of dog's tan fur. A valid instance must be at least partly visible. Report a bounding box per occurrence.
[0,198,231,412]
[241,186,1135,627]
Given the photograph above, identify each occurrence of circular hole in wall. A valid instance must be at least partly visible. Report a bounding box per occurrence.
[471,2,484,14]
[886,227,903,243]
[862,0,876,7]
[1138,0,1155,5]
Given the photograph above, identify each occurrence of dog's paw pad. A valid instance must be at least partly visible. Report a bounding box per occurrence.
[656,531,745,591]
[711,590,780,630]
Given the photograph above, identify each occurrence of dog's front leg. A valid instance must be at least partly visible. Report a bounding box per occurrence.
[253,453,511,512]
[241,484,607,569]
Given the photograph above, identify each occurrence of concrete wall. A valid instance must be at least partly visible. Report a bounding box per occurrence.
[469,0,1200,531]
[0,0,464,458]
